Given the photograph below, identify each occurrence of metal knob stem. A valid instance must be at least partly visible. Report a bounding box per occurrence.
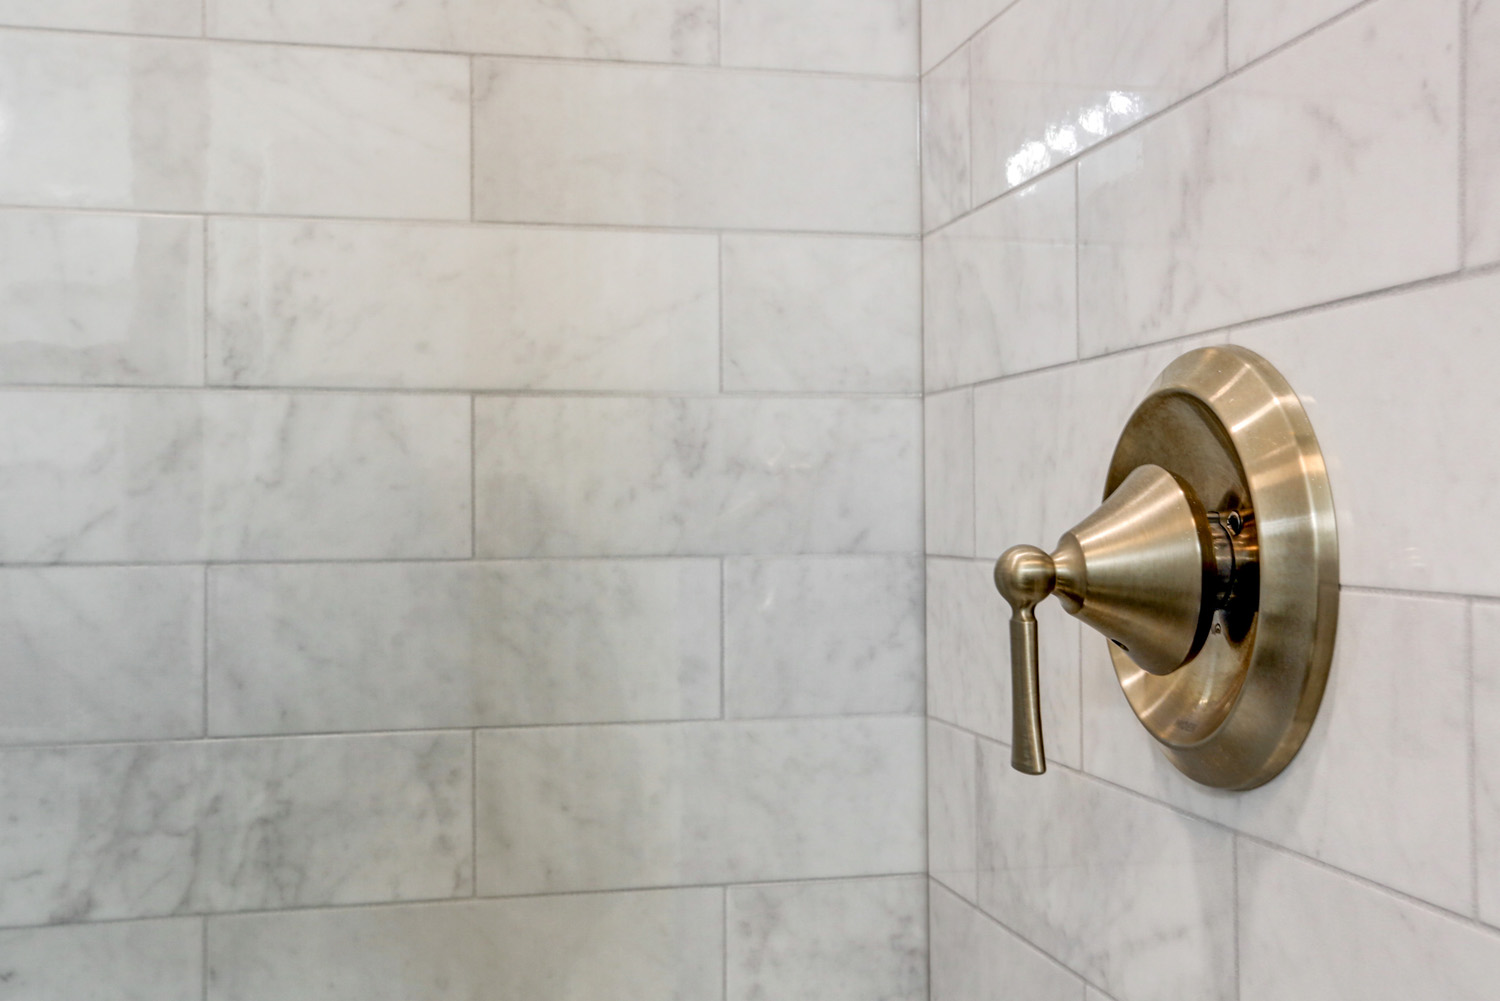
[994,546,1056,775]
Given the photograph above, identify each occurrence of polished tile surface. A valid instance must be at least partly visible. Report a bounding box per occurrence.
[721,234,921,393]
[1240,842,1500,1001]
[0,32,470,219]
[209,560,721,735]
[0,919,202,1000]
[473,60,919,233]
[920,0,1017,73]
[209,220,719,392]
[927,722,978,902]
[207,890,723,1001]
[930,882,1083,1001]
[0,567,202,745]
[0,0,201,33]
[207,0,717,63]
[924,389,974,558]
[969,0,1224,202]
[977,743,1235,1001]
[924,169,1077,391]
[1475,601,1500,924]
[723,556,923,718]
[922,50,972,232]
[1079,0,1459,355]
[0,211,203,387]
[474,396,920,558]
[726,877,927,1001]
[1225,0,1364,67]
[1467,0,1500,265]
[475,718,925,895]
[720,0,917,75]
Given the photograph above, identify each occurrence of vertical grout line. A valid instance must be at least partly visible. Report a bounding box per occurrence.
[202,216,210,387]
[469,56,478,224]
[1232,834,1242,1001]
[718,233,727,393]
[200,916,209,1001]
[469,395,478,559]
[1222,0,1230,72]
[1073,165,1081,362]
[202,564,211,738]
[719,558,728,719]
[721,885,730,1001]
[1467,599,1480,916]
[716,0,724,67]
[964,45,975,213]
[1076,620,1085,769]
[1459,0,1470,268]
[471,728,480,897]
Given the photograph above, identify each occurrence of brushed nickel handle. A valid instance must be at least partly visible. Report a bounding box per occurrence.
[995,546,1055,775]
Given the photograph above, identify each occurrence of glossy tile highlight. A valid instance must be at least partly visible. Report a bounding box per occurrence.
[0,919,202,1001]
[721,234,921,393]
[475,718,925,895]
[0,567,202,745]
[207,890,723,1001]
[930,882,1084,1001]
[1079,0,1459,354]
[473,60,919,233]
[474,396,920,558]
[0,211,203,387]
[723,556,923,718]
[209,220,719,392]
[720,0,917,75]
[969,0,1224,202]
[726,877,927,1001]
[206,0,717,63]
[209,560,721,735]
[0,32,469,219]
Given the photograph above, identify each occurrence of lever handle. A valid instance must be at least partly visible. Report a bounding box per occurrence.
[995,546,1057,776]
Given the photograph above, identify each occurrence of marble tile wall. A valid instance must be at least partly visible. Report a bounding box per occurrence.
[0,3,924,999]
[922,0,1500,997]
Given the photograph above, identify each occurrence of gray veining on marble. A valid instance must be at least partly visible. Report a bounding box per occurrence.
[723,556,923,718]
[475,718,925,895]
[930,881,1083,1001]
[0,918,202,1001]
[726,877,927,1001]
[720,0,918,75]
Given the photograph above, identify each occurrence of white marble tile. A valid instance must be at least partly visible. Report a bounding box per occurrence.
[922,50,971,233]
[1079,0,1459,355]
[475,718,925,894]
[1082,590,1474,914]
[924,169,1077,391]
[969,0,1224,203]
[930,881,1084,1001]
[1474,601,1500,923]
[474,396,921,558]
[0,211,203,387]
[926,558,1081,768]
[1230,273,1500,597]
[0,33,469,219]
[0,918,202,1001]
[976,742,1236,1001]
[473,60,919,234]
[209,560,720,735]
[0,733,471,926]
[1467,0,1500,265]
[721,234,921,393]
[1240,841,1500,1001]
[207,890,723,1001]
[0,0,200,34]
[727,877,927,1001]
[921,0,1017,73]
[724,556,922,718]
[925,389,974,558]
[207,0,717,64]
[209,220,719,392]
[928,722,978,902]
[0,567,202,745]
[721,0,917,75]
[1226,0,1364,67]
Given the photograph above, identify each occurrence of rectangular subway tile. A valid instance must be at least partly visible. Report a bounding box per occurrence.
[922,49,972,232]
[1079,0,1459,354]
[0,32,469,219]
[473,60,918,233]
[206,890,723,1001]
[1467,0,1500,265]
[475,718,925,895]
[206,0,718,64]
[726,877,927,1001]
[0,566,202,745]
[923,167,1077,391]
[925,389,975,558]
[977,742,1236,1001]
[723,556,923,718]
[474,396,921,558]
[0,918,203,1001]
[721,234,921,394]
[1229,272,1500,597]
[921,0,1019,73]
[0,733,472,927]
[930,881,1084,1001]
[208,220,719,392]
[209,560,721,735]
[1239,841,1500,1001]
[1226,0,1364,68]
[927,721,978,902]
[720,0,918,76]
[969,0,1225,203]
[1474,601,1500,923]
[1081,590,1475,915]
[0,211,204,387]
[0,0,201,34]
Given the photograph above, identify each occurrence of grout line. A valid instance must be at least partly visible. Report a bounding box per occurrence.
[1072,163,1081,362]
[1232,834,1242,1001]
[721,886,730,1001]
[468,56,477,224]
[201,216,210,387]
[0,383,922,399]
[1468,599,1480,917]
[471,729,479,899]
[1223,0,1230,70]
[1460,0,1471,266]
[200,916,208,1001]
[201,565,211,738]
[469,395,478,559]
[719,558,728,720]
[718,233,727,393]
[0,552,925,572]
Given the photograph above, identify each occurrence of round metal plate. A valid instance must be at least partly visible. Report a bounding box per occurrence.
[1104,346,1338,790]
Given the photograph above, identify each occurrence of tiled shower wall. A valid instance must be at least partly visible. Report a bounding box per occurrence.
[0,2,927,998]
[923,0,1500,999]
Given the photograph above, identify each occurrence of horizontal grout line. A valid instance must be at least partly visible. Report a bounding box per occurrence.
[0,551,925,570]
[0,384,921,400]
[0,22,918,83]
[926,879,1103,996]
